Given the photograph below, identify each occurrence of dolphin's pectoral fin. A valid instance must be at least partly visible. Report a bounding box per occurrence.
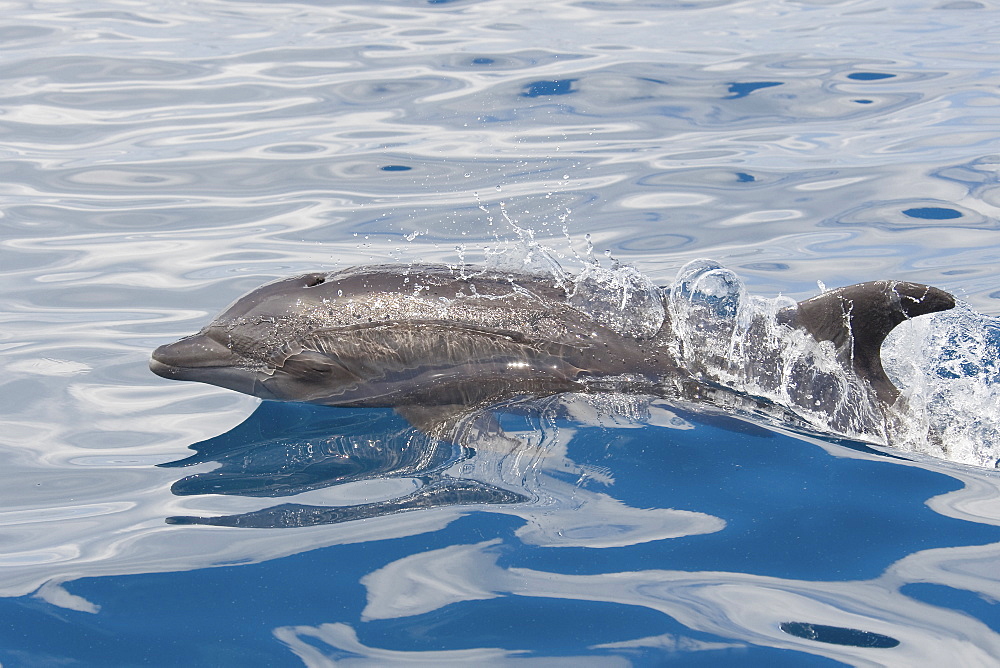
[395,404,471,437]
[277,350,358,380]
[783,281,956,403]
[395,404,517,448]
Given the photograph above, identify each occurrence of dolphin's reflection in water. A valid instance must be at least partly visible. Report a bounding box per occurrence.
[155,396,1000,662]
[161,403,526,528]
[159,395,725,545]
[161,403,466,498]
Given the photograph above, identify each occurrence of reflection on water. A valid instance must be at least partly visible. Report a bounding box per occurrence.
[779,622,900,649]
[4,377,1000,663]
[161,397,725,547]
[161,404,462,499]
[143,395,1000,665]
[3,0,1000,663]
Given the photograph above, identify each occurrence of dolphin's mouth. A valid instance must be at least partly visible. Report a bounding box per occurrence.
[150,333,243,371]
[149,356,186,379]
[149,334,274,398]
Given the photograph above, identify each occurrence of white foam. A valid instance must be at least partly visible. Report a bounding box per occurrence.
[884,303,1000,468]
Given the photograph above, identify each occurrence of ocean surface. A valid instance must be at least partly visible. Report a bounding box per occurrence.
[2,0,1000,665]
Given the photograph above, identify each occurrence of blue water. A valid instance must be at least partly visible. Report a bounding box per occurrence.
[3,0,1000,665]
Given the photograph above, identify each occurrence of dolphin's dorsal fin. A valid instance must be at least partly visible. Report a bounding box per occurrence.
[781,281,955,404]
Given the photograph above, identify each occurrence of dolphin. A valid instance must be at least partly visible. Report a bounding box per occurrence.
[149,263,955,438]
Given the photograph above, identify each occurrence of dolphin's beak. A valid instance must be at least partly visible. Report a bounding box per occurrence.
[150,333,277,399]
[150,333,243,376]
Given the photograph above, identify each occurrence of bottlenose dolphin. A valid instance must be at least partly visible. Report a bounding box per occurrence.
[149,263,955,438]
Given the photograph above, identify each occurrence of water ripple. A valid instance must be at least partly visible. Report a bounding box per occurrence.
[2,0,1000,661]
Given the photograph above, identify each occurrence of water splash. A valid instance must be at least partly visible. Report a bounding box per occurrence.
[667,259,751,368]
[884,303,1000,468]
[477,203,666,339]
[436,213,995,465]
[567,261,665,340]
[667,260,893,442]
[661,259,1000,466]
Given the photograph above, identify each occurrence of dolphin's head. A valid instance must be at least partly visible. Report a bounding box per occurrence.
[150,267,480,404]
[150,271,345,401]
[149,330,277,398]
[150,265,590,408]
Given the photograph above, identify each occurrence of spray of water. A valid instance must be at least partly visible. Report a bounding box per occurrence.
[553,250,999,467]
[883,304,1000,468]
[666,260,886,441]
[415,208,999,468]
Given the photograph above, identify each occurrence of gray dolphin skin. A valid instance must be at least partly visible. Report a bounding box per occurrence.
[150,264,955,435]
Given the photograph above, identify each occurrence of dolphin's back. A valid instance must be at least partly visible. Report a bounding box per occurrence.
[210,264,651,409]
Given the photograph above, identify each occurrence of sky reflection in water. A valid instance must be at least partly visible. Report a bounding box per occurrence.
[2,0,1000,664]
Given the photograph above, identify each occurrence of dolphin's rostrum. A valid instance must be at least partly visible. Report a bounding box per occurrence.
[150,262,955,440]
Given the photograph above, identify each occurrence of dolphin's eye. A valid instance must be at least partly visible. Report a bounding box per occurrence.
[304,274,326,287]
